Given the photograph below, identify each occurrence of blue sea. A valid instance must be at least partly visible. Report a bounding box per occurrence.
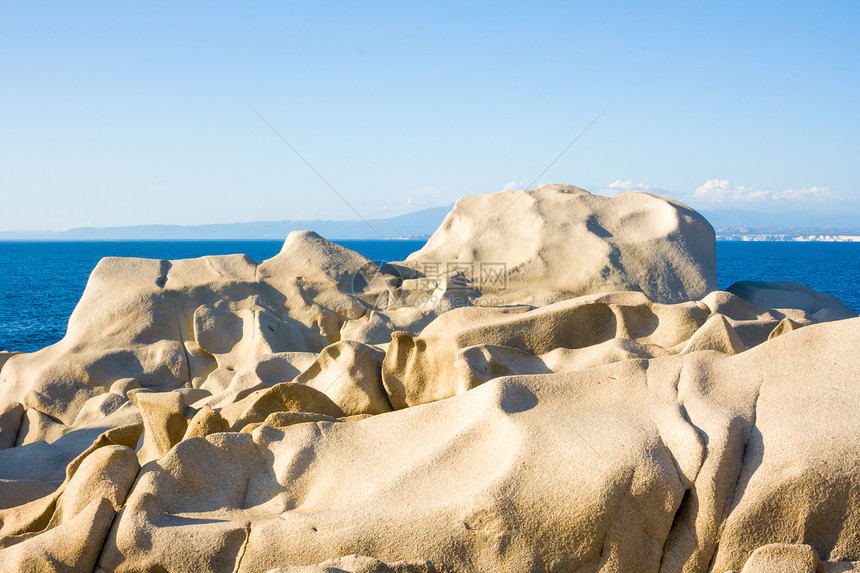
[1,240,858,353]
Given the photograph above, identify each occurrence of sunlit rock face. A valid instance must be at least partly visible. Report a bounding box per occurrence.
[0,185,858,573]
[403,184,718,306]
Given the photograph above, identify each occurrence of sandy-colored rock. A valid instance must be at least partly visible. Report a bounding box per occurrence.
[728,281,857,321]
[340,307,437,346]
[0,427,140,547]
[240,411,342,434]
[266,555,437,572]
[0,232,380,426]
[739,543,818,572]
[382,286,853,410]
[183,405,231,439]
[91,316,860,572]
[705,324,860,569]
[129,390,189,464]
[0,402,24,450]
[74,392,131,427]
[817,561,860,572]
[100,361,700,571]
[52,445,139,520]
[0,497,116,572]
[0,423,141,508]
[230,382,344,432]
[15,407,67,445]
[0,351,19,372]
[2,185,859,572]
[402,184,718,305]
[382,290,710,408]
[698,289,816,348]
[224,352,318,390]
[767,317,805,340]
[681,313,747,354]
[662,319,860,571]
[296,341,391,416]
[191,352,318,419]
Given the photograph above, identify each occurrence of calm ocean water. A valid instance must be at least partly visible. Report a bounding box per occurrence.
[1,240,858,353]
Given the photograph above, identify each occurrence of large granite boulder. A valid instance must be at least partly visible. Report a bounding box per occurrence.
[402,184,718,306]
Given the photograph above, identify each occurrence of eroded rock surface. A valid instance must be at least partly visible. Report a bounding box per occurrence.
[403,184,718,305]
[0,185,858,572]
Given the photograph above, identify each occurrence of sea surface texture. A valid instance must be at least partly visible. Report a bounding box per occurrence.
[0,239,858,353]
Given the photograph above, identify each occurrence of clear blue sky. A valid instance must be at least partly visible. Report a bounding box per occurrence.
[1,1,858,231]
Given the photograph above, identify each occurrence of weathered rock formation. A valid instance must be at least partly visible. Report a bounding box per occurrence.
[0,185,858,572]
[403,184,718,306]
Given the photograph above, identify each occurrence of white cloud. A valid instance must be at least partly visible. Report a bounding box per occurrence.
[692,179,770,203]
[771,186,836,201]
[587,178,847,212]
[609,180,650,191]
[502,180,523,191]
[690,179,840,205]
[594,180,665,197]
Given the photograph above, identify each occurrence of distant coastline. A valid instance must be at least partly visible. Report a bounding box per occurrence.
[715,229,860,242]
[1,203,859,242]
[0,206,452,242]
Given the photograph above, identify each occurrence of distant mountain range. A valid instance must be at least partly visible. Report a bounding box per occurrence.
[0,204,856,241]
[0,206,453,241]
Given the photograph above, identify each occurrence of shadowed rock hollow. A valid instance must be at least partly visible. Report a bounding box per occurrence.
[0,185,858,572]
